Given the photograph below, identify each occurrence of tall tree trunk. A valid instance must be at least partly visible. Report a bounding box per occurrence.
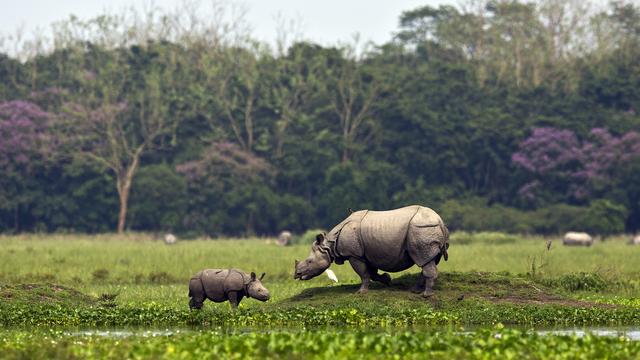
[342,142,350,163]
[117,187,129,234]
[244,86,255,152]
[115,146,144,234]
[246,211,254,236]
[14,204,19,233]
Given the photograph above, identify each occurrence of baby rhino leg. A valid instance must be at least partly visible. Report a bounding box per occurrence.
[227,291,244,310]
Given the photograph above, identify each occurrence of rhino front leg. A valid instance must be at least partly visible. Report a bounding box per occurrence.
[349,258,371,294]
[411,275,425,294]
[368,267,391,286]
[421,261,438,298]
[228,291,243,310]
[188,278,205,310]
[189,297,204,310]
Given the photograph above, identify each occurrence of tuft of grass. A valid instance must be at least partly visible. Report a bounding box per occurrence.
[92,269,110,282]
[98,292,119,308]
[148,272,176,284]
[98,293,118,302]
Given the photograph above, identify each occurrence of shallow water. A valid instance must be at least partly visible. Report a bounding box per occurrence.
[64,329,191,338]
[63,326,640,340]
[537,328,640,341]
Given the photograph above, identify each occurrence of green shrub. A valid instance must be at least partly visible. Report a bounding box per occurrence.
[530,204,588,234]
[291,229,326,245]
[583,200,628,237]
[554,273,608,292]
[451,231,519,245]
[440,199,627,236]
[129,164,188,231]
[440,200,533,234]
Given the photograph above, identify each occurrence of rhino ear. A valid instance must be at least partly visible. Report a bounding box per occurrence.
[250,272,256,281]
[260,272,265,280]
[315,233,324,244]
[295,259,300,267]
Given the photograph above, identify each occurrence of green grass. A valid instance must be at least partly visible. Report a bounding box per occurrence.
[2,232,638,283]
[1,233,639,358]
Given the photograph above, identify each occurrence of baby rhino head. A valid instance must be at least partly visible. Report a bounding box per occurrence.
[246,272,270,301]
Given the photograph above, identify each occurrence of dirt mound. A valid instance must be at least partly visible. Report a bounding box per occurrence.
[285,271,616,310]
[0,283,96,306]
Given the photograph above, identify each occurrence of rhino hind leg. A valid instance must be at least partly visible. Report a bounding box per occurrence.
[349,258,371,294]
[420,261,438,298]
[407,241,442,297]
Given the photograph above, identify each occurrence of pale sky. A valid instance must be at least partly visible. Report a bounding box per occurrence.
[0,0,457,47]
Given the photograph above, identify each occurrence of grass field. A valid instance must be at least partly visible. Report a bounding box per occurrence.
[1,232,639,358]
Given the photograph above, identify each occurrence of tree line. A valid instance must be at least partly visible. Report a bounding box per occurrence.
[1,0,639,236]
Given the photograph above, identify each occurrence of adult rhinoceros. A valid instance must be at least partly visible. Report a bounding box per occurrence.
[294,205,449,297]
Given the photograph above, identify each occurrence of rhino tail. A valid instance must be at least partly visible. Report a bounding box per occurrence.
[438,221,450,261]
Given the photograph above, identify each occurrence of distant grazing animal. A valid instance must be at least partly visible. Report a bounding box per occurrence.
[294,205,449,298]
[277,231,292,246]
[630,234,640,245]
[188,269,270,310]
[164,233,177,245]
[563,232,593,246]
[325,269,338,283]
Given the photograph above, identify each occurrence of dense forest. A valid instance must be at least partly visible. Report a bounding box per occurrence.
[1,0,639,236]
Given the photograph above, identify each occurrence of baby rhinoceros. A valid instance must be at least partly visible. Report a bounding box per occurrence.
[188,269,270,310]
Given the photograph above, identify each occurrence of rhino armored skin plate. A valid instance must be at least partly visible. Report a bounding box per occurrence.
[295,205,450,297]
[189,269,270,310]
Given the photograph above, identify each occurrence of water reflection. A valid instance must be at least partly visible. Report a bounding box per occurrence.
[63,326,640,341]
[537,328,640,341]
[65,329,190,337]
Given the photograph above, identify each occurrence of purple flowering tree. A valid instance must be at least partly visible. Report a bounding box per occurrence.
[511,127,584,202]
[512,127,640,203]
[579,128,640,189]
[0,100,54,231]
[176,141,273,182]
[176,142,273,233]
